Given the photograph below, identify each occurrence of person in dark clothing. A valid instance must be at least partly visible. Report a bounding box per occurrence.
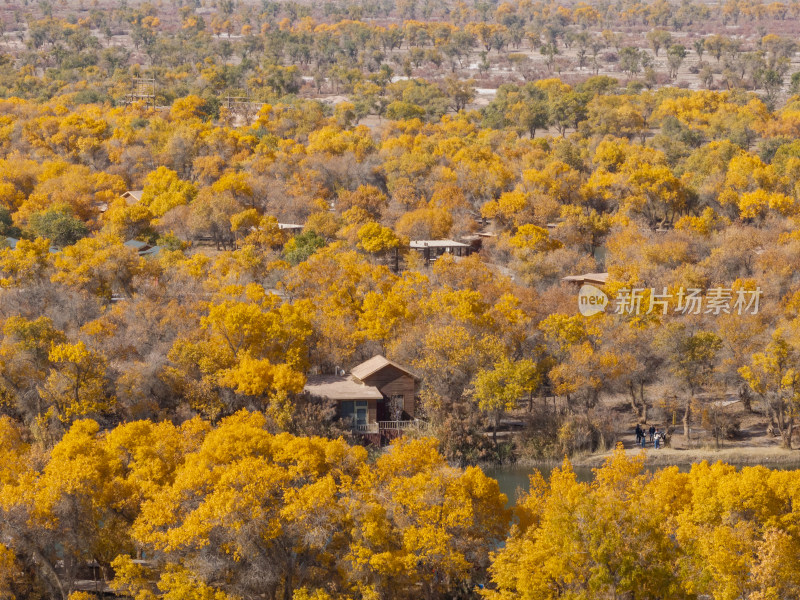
[635,424,642,445]
[649,425,656,442]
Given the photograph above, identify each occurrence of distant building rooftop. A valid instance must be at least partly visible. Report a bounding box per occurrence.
[124,239,161,257]
[122,190,144,204]
[562,272,609,286]
[138,246,162,257]
[5,237,59,253]
[410,239,471,249]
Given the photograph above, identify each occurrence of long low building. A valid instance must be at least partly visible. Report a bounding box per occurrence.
[561,272,609,286]
[410,239,472,264]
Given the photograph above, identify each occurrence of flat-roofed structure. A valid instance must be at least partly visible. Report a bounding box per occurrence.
[277,223,304,235]
[410,239,472,265]
[561,272,609,287]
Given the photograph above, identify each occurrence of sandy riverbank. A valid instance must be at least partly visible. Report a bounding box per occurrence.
[571,445,800,469]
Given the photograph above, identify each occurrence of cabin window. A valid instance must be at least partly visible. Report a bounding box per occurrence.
[341,400,368,426]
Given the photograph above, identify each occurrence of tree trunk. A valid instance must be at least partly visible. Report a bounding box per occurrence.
[639,382,647,423]
[282,556,294,600]
[283,575,292,600]
[766,397,778,432]
[423,580,434,600]
[778,401,792,449]
[739,383,753,412]
[17,543,66,600]
[683,397,691,439]
[629,382,639,413]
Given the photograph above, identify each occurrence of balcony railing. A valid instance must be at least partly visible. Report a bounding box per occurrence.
[353,423,378,433]
[379,420,419,431]
[352,420,425,434]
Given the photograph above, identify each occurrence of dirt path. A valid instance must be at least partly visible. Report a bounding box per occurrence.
[575,444,800,468]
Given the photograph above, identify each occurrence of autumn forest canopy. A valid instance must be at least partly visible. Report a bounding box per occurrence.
[3,0,800,597]
[6,417,800,600]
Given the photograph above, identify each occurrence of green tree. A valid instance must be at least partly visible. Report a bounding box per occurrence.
[647,29,672,56]
[619,46,648,79]
[667,44,687,79]
[28,208,88,247]
[283,230,326,264]
[0,207,21,239]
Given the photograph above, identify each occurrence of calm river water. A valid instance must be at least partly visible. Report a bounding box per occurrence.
[483,464,596,506]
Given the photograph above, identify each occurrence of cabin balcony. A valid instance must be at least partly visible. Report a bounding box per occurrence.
[353,420,423,434]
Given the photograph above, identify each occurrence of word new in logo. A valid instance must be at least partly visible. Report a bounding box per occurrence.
[578,285,609,316]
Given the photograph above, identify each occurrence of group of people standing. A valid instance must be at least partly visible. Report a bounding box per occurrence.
[635,424,665,449]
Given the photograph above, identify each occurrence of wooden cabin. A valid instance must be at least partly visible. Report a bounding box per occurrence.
[304,355,419,433]
[350,355,417,421]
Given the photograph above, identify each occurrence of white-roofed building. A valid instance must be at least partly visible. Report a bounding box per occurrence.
[410,239,472,265]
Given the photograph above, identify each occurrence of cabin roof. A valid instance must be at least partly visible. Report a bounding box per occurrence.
[561,272,609,285]
[6,237,58,253]
[138,245,162,256]
[350,354,419,382]
[124,240,162,257]
[122,190,144,203]
[410,239,470,248]
[303,374,383,401]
